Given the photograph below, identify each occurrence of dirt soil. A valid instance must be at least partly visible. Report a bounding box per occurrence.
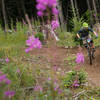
[31,42,100,87]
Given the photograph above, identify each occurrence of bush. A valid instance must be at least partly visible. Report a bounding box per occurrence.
[35,32,44,42]
[63,70,88,88]
[57,32,79,47]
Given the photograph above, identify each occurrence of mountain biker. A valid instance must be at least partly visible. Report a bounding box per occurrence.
[77,22,98,51]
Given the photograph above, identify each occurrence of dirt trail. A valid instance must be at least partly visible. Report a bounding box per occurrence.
[84,47,100,87]
[66,46,100,86]
[31,43,100,87]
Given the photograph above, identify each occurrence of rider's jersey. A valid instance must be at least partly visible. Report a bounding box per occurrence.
[78,27,93,38]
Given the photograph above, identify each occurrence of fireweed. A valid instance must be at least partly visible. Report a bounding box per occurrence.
[75,53,84,64]
[0,72,15,99]
[36,0,59,28]
[5,57,10,63]
[4,91,15,98]
[0,74,11,84]
[51,19,59,30]
[72,80,80,87]
[36,0,58,17]
[25,35,42,53]
[36,0,60,41]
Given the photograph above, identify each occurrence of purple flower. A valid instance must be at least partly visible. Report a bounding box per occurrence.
[25,35,42,53]
[54,85,59,91]
[34,85,43,91]
[51,19,59,30]
[52,8,59,15]
[72,80,80,87]
[74,83,80,87]
[0,75,6,82]
[36,4,46,11]
[48,0,57,7]
[58,89,63,94]
[5,78,11,84]
[4,91,15,98]
[5,58,10,63]
[25,48,30,53]
[75,53,84,64]
[16,69,20,73]
[48,77,51,81]
[36,0,58,17]
[37,11,44,16]
[0,73,11,85]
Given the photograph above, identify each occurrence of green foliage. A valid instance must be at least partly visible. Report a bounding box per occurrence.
[94,35,100,47]
[0,48,5,58]
[57,32,79,47]
[35,32,44,42]
[63,71,76,87]
[71,17,84,33]
[0,33,27,48]
[78,69,88,84]
[82,10,91,24]
[63,70,88,88]
[0,21,100,99]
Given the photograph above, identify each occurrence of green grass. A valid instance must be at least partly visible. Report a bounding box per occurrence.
[57,31,100,48]
[57,32,79,47]
[0,23,100,99]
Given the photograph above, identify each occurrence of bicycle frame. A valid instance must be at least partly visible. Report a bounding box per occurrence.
[86,38,94,65]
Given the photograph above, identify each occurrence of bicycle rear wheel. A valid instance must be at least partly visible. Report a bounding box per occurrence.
[89,53,92,65]
[88,49,92,65]
[92,49,95,59]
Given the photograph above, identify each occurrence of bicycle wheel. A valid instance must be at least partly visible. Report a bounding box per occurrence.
[89,52,92,65]
[92,49,95,59]
[88,49,92,65]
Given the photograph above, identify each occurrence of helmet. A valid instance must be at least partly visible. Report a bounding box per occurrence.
[82,22,88,28]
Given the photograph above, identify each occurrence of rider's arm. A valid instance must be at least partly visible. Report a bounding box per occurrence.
[93,31,98,37]
[88,27,98,36]
[77,29,83,38]
[77,33,80,38]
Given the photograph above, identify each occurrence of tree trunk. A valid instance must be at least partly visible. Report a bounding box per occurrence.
[16,1,22,21]
[86,0,93,26]
[2,0,8,32]
[57,0,66,31]
[92,0,98,23]
[21,0,33,34]
[74,0,79,19]
[70,0,76,18]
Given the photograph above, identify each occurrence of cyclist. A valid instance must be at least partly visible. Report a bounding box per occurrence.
[77,22,98,51]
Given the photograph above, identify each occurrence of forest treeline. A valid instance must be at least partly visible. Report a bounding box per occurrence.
[0,0,100,31]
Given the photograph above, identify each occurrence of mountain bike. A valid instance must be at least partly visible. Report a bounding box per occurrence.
[86,38,94,65]
[79,36,97,65]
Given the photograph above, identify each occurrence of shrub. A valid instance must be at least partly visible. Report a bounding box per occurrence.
[63,70,88,88]
[35,32,44,42]
[57,32,79,47]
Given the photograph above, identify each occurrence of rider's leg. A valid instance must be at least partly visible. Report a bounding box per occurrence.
[91,40,95,52]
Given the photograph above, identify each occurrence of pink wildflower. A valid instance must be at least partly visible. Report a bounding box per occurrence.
[72,80,80,87]
[4,91,15,98]
[25,35,42,53]
[36,0,58,17]
[16,69,20,73]
[51,19,59,30]
[48,77,51,81]
[5,58,10,63]
[34,85,43,91]
[75,53,84,64]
